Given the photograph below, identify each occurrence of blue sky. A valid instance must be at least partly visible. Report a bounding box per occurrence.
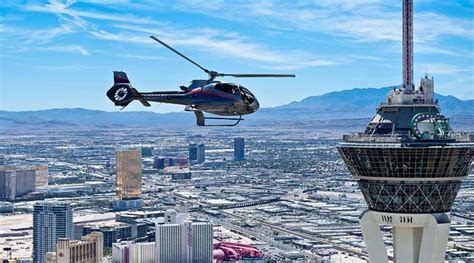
[1,0,473,113]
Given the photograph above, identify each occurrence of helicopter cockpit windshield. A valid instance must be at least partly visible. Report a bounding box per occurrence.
[214,83,240,95]
[239,86,256,104]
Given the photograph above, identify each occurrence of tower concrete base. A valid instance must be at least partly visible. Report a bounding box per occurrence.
[359,210,450,263]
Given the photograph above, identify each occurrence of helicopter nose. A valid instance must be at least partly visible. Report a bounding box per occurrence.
[248,97,259,113]
[252,99,260,111]
[247,92,259,112]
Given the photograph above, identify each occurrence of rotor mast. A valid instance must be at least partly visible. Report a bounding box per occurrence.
[402,0,414,94]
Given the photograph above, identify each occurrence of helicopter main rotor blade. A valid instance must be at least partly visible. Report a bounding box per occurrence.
[150,36,295,80]
[149,35,210,74]
[218,73,296,78]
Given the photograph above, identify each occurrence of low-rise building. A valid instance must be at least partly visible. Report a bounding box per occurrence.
[45,232,103,263]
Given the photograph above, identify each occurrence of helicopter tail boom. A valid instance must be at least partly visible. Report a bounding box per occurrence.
[108,71,194,109]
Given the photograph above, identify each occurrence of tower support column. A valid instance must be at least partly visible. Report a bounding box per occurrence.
[360,210,389,263]
[359,210,451,263]
[393,226,423,262]
[418,213,451,262]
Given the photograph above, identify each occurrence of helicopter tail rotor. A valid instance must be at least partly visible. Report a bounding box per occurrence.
[107,71,151,108]
[107,83,133,107]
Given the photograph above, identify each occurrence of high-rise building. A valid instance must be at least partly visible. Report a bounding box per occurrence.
[0,155,5,165]
[53,232,103,263]
[234,138,245,160]
[197,144,205,163]
[31,165,48,187]
[153,157,188,169]
[0,168,36,201]
[155,210,213,263]
[141,147,153,157]
[338,1,474,262]
[155,224,186,263]
[112,241,155,263]
[188,222,213,263]
[14,169,36,197]
[116,148,142,200]
[153,158,165,169]
[0,170,14,200]
[33,202,73,263]
[188,144,197,162]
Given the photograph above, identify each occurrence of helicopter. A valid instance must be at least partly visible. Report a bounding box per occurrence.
[106,35,295,126]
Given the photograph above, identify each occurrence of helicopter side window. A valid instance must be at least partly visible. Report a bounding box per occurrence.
[215,83,238,94]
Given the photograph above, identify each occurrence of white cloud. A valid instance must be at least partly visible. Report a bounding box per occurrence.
[38,64,107,71]
[41,45,90,55]
[17,0,339,70]
[0,24,76,52]
[264,59,338,70]
[416,45,462,57]
[168,1,473,49]
[23,0,162,25]
[417,63,468,75]
[118,54,163,60]
[99,24,337,69]
[348,55,383,61]
[7,0,471,73]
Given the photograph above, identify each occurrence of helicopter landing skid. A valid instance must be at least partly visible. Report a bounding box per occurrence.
[193,111,243,127]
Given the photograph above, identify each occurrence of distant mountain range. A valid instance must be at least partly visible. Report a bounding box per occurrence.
[1,86,472,130]
[256,86,473,120]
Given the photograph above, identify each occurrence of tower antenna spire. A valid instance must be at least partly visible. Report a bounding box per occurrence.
[402,0,414,93]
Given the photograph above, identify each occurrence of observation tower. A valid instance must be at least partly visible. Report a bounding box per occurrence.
[338,0,474,262]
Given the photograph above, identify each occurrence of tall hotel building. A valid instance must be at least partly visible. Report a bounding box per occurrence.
[114,148,142,210]
[188,143,205,164]
[188,144,198,162]
[33,202,73,263]
[197,144,205,163]
[234,137,245,160]
[155,210,213,263]
[31,165,49,187]
[0,167,36,201]
[116,148,142,199]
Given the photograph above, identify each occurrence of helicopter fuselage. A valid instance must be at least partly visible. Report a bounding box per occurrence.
[107,79,259,116]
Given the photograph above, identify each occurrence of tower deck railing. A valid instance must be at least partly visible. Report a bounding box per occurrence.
[342,134,401,143]
[343,132,472,143]
[452,132,472,142]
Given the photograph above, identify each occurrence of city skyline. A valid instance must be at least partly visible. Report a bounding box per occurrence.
[1,123,472,262]
[1,0,473,113]
[0,1,473,262]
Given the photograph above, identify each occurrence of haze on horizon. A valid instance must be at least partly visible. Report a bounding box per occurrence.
[1,0,473,113]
